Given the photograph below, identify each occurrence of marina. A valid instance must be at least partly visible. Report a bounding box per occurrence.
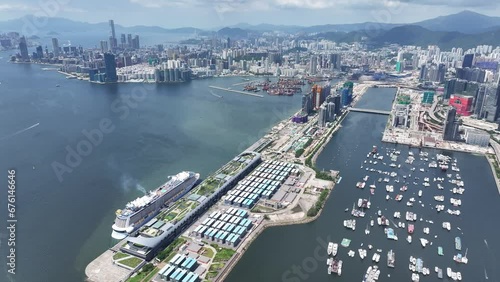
[323,144,477,280]
[226,87,500,282]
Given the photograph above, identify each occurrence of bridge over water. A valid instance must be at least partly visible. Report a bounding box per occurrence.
[348,107,391,115]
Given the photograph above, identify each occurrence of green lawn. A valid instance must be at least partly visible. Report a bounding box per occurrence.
[213,247,236,262]
[119,257,143,268]
[206,262,225,279]
[201,247,215,258]
[126,267,159,282]
[113,252,129,260]
[164,212,178,221]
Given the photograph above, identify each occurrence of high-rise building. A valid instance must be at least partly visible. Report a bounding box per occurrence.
[419,65,428,81]
[443,107,459,141]
[437,64,446,83]
[428,65,438,82]
[309,56,317,75]
[100,40,108,53]
[444,78,456,99]
[333,95,341,115]
[109,20,117,50]
[462,54,474,68]
[474,85,487,117]
[127,34,132,48]
[326,102,336,122]
[120,34,126,48]
[301,93,313,115]
[132,35,140,49]
[51,37,60,57]
[317,105,328,127]
[35,45,43,59]
[329,53,341,71]
[479,84,500,122]
[104,53,118,83]
[396,50,404,72]
[18,36,29,61]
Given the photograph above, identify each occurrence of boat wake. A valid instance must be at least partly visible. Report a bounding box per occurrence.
[0,122,40,140]
[210,90,223,98]
[484,239,489,249]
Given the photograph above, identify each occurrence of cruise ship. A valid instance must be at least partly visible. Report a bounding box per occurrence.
[112,171,200,239]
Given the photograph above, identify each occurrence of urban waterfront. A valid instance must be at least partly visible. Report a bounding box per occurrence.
[226,87,500,282]
[0,52,305,282]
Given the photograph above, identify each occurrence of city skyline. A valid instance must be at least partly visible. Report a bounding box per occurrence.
[0,0,500,28]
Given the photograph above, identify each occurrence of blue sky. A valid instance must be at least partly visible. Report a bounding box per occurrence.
[0,0,499,28]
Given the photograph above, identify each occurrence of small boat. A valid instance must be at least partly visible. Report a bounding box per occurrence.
[420,238,428,247]
[332,243,338,256]
[438,246,443,256]
[455,237,461,250]
[370,220,374,227]
[437,268,443,279]
[407,235,412,243]
[327,242,334,255]
[418,190,422,197]
[408,224,414,234]
[387,249,395,268]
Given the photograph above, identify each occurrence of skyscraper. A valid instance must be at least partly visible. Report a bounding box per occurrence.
[437,64,446,83]
[132,35,140,49]
[18,36,29,61]
[127,34,132,48]
[329,53,341,71]
[317,105,328,127]
[419,65,428,81]
[35,45,43,59]
[443,107,459,141]
[100,40,109,53]
[444,79,456,99]
[309,56,317,75]
[109,20,117,50]
[462,54,474,68]
[52,38,60,57]
[104,53,118,83]
[120,34,126,48]
[301,93,313,115]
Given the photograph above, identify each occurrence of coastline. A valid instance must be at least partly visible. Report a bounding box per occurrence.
[214,178,335,282]
[85,81,370,282]
[213,83,372,281]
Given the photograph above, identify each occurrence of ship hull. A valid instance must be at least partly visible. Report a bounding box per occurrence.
[111,172,199,238]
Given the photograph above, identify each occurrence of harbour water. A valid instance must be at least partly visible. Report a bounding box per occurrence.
[226,87,500,282]
[0,52,305,282]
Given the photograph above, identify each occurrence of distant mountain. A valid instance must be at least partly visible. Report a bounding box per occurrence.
[0,16,201,36]
[216,27,252,39]
[317,25,500,50]
[414,10,500,34]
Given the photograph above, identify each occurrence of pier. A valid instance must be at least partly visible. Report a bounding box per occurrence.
[348,107,391,115]
[209,85,264,98]
[232,79,263,86]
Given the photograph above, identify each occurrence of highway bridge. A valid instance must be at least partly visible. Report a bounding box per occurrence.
[348,107,391,115]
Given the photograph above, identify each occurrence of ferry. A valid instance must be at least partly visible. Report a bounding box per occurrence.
[442,222,451,231]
